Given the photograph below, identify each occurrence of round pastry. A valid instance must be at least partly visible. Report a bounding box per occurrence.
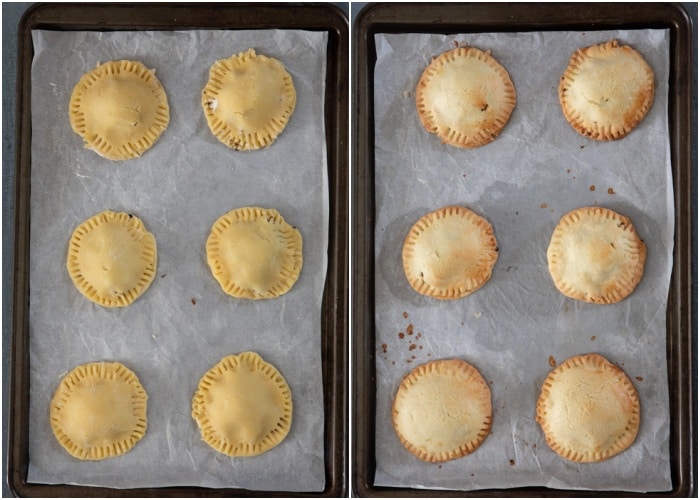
[392,358,492,462]
[206,207,303,299]
[402,205,498,299]
[559,39,655,141]
[69,60,170,160]
[50,361,148,460]
[192,352,293,457]
[202,49,296,150]
[536,353,641,463]
[67,210,157,307]
[416,46,516,148]
[547,206,646,304]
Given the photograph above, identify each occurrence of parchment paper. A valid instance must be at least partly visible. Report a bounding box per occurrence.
[28,29,328,492]
[373,30,673,492]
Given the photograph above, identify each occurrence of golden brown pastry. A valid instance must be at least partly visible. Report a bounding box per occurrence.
[69,60,170,160]
[547,206,646,304]
[392,358,492,462]
[416,46,516,148]
[536,353,640,463]
[192,352,293,457]
[559,39,655,141]
[402,205,498,299]
[202,49,296,150]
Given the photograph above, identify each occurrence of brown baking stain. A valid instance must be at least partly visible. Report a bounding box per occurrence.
[548,355,557,367]
[191,298,197,305]
[540,203,548,208]
[406,324,414,335]
[409,344,417,351]
[381,343,387,353]
[398,332,405,339]
[589,185,595,191]
[636,376,644,382]
[608,187,616,195]
[402,311,409,319]
[509,459,515,466]
[591,335,596,341]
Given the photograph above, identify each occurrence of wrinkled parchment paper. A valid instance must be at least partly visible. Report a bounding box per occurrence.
[28,29,328,492]
[374,30,672,492]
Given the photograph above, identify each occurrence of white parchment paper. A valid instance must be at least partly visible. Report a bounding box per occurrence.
[28,29,328,492]
[373,30,673,492]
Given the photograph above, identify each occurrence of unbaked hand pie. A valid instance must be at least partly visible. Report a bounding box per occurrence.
[69,60,170,160]
[392,358,492,462]
[50,361,148,460]
[402,205,498,299]
[536,353,640,463]
[192,352,293,457]
[201,49,296,150]
[547,206,646,304]
[206,207,302,299]
[67,210,157,308]
[559,39,655,141]
[416,46,516,148]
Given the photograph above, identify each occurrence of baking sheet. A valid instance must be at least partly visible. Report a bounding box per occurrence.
[373,30,673,492]
[27,28,328,492]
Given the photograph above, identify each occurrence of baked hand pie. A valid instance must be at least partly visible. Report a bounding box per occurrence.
[67,210,157,307]
[206,207,303,299]
[536,353,640,463]
[402,205,498,299]
[69,60,170,160]
[546,206,646,304]
[416,46,516,148]
[559,39,655,141]
[392,358,492,462]
[202,49,296,150]
[192,352,293,457]
[50,361,148,460]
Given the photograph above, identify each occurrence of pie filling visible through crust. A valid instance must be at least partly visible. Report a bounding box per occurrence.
[191,352,293,457]
[67,210,157,308]
[536,353,640,463]
[50,361,148,460]
[402,205,499,299]
[559,39,655,141]
[206,207,303,299]
[69,60,170,160]
[546,206,646,304]
[202,48,296,150]
[392,358,492,463]
[416,46,516,148]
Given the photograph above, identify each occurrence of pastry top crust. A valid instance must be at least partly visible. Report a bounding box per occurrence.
[50,361,148,460]
[392,358,492,463]
[416,46,516,148]
[67,210,157,308]
[536,353,640,463]
[191,352,293,457]
[206,207,303,300]
[402,205,499,299]
[202,49,296,150]
[559,39,655,141]
[69,60,170,160]
[546,206,646,304]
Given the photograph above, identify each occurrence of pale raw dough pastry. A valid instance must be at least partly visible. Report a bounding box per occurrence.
[402,205,498,299]
[416,46,516,148]
[206,207,302,299]
[192,352,293,457]
[50,361,148,460]
[547,206,646,304]
[69,60,170,160]
[202,49,296,150]
[536,353,640,463]
[67,210,157,307]
[392,358,492,462]
[559,39,655,141]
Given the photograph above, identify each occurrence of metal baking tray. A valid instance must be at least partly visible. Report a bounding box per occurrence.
[9,2,348,497]
[352,2,694,496]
